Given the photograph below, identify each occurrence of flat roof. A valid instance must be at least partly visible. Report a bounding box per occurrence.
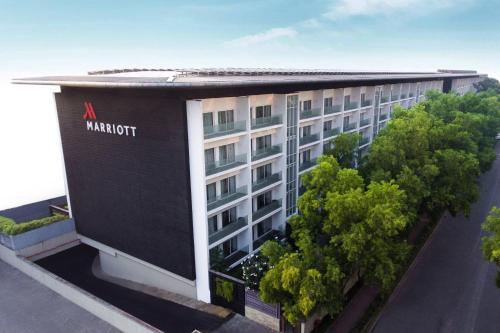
[12,68,486,89]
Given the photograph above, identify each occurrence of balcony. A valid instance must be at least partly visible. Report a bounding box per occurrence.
[300,108,321,120]
[251,115,282,130]
[252,172,282,192]
[359,118,371,127]
[251,144,282,162]
[253,230,282,250]
[380,96,389,104]
[379,114,388,121]
[409,93,415,98]
[344,101,359,111]
[222,245,249,268]
[323,127,340,139]
[299,133,320,146]
[206,154,247,176]
[361,99,372,108]
[391,94,399,101]
[400,94,407,99]
[252,199,282,221]
[207,186,247,211]
[343,122,357,132]
[324,105,342,115]
[299,158,317,172]
[209,217,248,245]
[204,120,246,140]
[359,137,370,146]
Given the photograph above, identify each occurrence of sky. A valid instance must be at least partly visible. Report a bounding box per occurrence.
[0,0,499,209]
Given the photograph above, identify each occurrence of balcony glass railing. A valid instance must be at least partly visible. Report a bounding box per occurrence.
[324,105,342,115]
[252,199,282,221]
[379,113,388,121]
[300,108,321,120]
[391,94,399,101]
[400,94,407,99]
[299,158,317,172]
[409,93,415,98]
[359,137,370,146]
[343,122,357,132]
[252,172,282,192]
[251,144,282,162]
[252,230,282,250]
[344,101,359,111]
[208,216,248,245]
[359,118,371,127]
[251,115,283,130]
[204,120,246,140]
[206,154,247,176]
[207,186,247,211]
[299,133,320,146]
[222,245,249,268]
[323,127,340,139]
[361,100,372,107]
[380,96,389,103]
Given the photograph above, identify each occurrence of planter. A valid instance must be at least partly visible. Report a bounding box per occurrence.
[0,219,75,251]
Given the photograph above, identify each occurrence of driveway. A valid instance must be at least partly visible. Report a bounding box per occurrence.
[371,145,500,333]
[0,260,119,333]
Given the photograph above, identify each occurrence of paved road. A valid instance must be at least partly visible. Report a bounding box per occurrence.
[36,244,227,333]
[372,145,500,333]
[0,260,119,333]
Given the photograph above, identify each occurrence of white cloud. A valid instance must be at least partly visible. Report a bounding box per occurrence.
[225,27,297,47]
[324,0,468,20]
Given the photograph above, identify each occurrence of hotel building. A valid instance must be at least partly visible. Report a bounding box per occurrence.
[14,69,485,303]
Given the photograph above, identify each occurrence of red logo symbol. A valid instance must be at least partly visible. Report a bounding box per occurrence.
[83,102,97,120]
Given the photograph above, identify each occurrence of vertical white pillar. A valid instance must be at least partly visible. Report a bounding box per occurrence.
[186,100,211,303]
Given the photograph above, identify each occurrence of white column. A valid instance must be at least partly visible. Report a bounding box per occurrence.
[186,100,211,303]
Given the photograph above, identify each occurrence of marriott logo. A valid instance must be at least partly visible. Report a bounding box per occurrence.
[83,102,137,137]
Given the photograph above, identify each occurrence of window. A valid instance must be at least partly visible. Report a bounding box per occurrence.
[220,176,236,195]
[219,143,235,162]
[324,97,333,108]
[206,183,216,202]
[208,216,218,234]
[221,207,236,227]
[256,191,272,210]
[205,148,215,166]
[203,113,213,128]
[344,95,351,105]
[253,217,272,239]
[218,110,234,125]
[255,164,272,181]
[361,93,366,103]
[343,116,350,127]
[301,150,311,163]
[255,105,272,119]
[302,100,312,111]
[324,120,332,131]
[222,237,238,257]
[301,125,311,138]
[256,135,271,151]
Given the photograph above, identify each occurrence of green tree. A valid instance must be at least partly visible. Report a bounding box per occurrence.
[325,132,361,168]
[481,207,500,288]
[474,77,500,94]
[259,156,410,324]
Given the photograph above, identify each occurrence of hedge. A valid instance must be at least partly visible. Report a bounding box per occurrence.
[0,214,67,236]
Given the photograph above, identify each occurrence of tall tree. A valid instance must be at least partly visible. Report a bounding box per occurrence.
[325,132,360,168]
[481,207,500,288]
[259,156,410,324]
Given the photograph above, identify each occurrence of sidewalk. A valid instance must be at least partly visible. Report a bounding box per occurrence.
[0,260,119,333]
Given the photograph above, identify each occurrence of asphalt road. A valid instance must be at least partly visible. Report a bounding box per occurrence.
[372,144,500,333]
[0,260,119,333]
[36,244,227,333]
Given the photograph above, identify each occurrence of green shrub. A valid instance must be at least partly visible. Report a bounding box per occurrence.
[0,214,67,236]
[215,277,234,302]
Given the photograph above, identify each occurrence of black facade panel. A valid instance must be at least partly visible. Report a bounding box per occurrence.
[55,89,195,280]
[443,78,452,93]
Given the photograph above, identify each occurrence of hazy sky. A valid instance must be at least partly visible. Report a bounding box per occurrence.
[0,0,499,209]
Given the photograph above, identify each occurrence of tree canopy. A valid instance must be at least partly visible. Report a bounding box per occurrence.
[481,207,500,288]
[325,132,360,168]
[259,156,410,324]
